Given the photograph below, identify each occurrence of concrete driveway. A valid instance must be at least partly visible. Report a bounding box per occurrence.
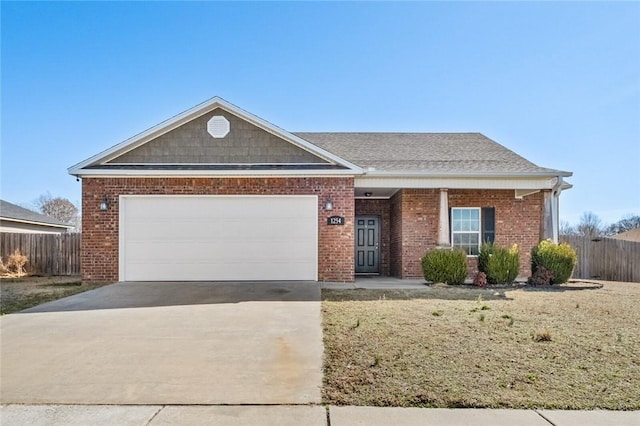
[0,281,323,405]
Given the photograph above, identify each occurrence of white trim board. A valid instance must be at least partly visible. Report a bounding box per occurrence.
[355,176,563,190]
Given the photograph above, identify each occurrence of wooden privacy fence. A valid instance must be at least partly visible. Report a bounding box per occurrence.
[560,235,640,283]
[0,233,81,276]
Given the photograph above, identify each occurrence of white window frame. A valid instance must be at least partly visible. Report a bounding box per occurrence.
[451,207,481,256]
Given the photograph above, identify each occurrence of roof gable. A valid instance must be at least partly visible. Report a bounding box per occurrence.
[108,108,328,165]
[68,97,362,176]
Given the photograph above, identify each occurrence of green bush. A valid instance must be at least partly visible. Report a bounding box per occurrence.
[477,243,493,277]
[478,243,520,284]
[531,239,577,284]
[421,248,467,285]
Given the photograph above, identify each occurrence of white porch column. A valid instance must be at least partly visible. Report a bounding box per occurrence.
[437,188,450,247]
[541,190,554,241]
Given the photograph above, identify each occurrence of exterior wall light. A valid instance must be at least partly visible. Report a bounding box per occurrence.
[99,196,109,211]
[324,198,334,211]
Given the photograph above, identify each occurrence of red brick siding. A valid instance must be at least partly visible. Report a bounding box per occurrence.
[396,189,545,279]
[395,189,440,278]
[389,191,403,277]
[82,177,354,283]
[355,199,391,276]
[448,189,544,278]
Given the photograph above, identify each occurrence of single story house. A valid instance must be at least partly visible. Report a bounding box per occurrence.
[0,199,73,234]
[69,97,572,283]
[611,228,640,242]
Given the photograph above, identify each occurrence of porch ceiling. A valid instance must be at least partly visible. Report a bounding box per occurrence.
[354,187,399,199]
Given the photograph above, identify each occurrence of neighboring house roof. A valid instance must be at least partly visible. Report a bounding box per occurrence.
[611,228,640,242]
[295,132,570,177]
[0,199,72,229]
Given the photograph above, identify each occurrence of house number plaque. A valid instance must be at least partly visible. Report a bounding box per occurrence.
[327,216,345,226]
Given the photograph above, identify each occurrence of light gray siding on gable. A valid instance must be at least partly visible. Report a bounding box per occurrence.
[109,109,328,164]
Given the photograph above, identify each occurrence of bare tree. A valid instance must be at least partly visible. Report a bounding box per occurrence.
[576,211,604,238]
[605,214,640,236]
[559,220,577,236]
[35,193,79,226]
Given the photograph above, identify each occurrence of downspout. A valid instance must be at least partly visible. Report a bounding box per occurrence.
[551,176,564,243]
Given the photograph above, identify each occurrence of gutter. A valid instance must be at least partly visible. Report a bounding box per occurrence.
[360,169,573,179]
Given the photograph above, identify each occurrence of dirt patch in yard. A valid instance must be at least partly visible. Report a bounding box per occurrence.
[1,276,110,315]
[321,281,640,409]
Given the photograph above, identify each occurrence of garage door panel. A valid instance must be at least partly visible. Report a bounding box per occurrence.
[124,257,316,281]
[125,241,315,261]
[125,216,315,240]
[120,196,317,281]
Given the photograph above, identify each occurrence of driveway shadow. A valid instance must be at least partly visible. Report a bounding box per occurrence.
[19,281,320,313]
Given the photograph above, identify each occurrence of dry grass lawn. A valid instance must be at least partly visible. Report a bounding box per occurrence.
[322,281,640,410]
[1,276,109,315]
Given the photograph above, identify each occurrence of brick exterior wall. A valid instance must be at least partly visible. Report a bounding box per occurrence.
[82,177,354,283]
[392,189,440,279]
[384,188,545,279]
[354,199,391,276]
[389,191,403,277]
[82,177,545,283]
[448,189,545,278]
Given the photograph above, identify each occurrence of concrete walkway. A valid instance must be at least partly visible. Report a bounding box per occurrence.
[2,405,639,425]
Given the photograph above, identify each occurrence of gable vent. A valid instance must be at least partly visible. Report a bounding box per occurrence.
[207,116,230,138]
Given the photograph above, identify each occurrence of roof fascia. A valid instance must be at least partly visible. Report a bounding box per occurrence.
[362,170,573,178]
[68,97,363,176]
[74,169,358,178]
[0,217,73,229]
[560,182,573,190]
[355,175,570,190]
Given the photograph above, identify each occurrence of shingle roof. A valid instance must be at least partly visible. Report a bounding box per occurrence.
[0,200,71,227]
[611,228,640,242]
[295,132,569,176]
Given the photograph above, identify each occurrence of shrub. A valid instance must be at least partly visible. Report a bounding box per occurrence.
[528,265,554,286]
[533,328,553,342]
[478,243,520,285]
[5,249,28,277]
[421,248,467,285]
[473,271,487,287]
[477,243,494,276]
[531,239,577,284]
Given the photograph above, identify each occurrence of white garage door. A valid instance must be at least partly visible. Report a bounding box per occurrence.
[119,195,318,281]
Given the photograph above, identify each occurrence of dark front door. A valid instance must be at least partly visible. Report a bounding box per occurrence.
[355,215,380,274]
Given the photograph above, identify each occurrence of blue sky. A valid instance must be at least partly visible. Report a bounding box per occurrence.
[2,1,639,226]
